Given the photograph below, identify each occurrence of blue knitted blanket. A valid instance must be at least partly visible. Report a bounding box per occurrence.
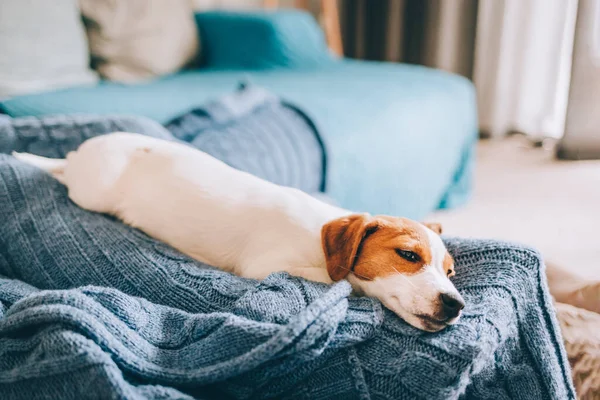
[0,92,575,399]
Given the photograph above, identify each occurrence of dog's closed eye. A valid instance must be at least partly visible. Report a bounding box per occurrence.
[395,249,421,263]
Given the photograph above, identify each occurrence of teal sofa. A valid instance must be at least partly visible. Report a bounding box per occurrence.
[0,10,477,220]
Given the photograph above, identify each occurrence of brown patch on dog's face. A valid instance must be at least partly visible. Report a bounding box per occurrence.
[443,253,455,277]
[321,215,434,281]
[353,217,432,280]
[423,222,443,235]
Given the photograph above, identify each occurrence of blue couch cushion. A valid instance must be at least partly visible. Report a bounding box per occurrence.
[0,60,477,219]
[195,11,334,70]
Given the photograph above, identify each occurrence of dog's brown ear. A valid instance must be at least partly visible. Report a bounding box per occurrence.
[321,214,378,281]
[423,222,443,235]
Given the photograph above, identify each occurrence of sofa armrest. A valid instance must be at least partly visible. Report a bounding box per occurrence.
[194,10,334,70]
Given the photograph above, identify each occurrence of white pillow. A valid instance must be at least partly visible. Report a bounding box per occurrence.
[79,0,199,83]
[0,0,98,98]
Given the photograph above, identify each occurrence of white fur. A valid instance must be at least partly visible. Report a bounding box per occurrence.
[13,132,460,331]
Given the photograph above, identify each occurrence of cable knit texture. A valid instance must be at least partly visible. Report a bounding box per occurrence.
[0,102,574,399]
[164,84,326,193]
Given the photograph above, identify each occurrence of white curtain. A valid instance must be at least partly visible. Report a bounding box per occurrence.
[474,0,578,138]
[559,0,600,158]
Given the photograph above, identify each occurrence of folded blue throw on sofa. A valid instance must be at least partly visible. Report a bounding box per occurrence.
[0,91,575,399]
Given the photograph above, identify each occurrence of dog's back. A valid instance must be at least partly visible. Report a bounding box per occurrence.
[15,132,348,276]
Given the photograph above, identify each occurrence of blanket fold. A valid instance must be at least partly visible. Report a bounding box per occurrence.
[0,279,365,384]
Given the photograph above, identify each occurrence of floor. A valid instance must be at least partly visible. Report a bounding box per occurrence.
[430,136,600,280]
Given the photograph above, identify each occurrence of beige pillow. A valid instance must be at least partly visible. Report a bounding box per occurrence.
[80,0,200,82]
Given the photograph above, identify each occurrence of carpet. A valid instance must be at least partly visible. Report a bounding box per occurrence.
[430,136,600,280]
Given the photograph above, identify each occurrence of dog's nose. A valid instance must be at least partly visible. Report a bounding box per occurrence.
[440,292,465,319]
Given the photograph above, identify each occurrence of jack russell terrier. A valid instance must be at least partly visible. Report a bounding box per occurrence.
[13,132,465,332]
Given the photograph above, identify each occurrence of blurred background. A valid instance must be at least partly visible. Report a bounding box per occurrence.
[337,0,599,281]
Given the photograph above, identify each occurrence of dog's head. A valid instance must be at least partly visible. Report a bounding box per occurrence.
[321,214,464,332]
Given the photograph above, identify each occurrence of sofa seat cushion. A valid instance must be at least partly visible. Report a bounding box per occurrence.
[0,60,477,219]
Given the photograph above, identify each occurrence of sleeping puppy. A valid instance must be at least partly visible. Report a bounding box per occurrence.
[13,132,464,332]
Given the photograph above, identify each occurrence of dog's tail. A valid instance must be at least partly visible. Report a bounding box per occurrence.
[12,152,68,184]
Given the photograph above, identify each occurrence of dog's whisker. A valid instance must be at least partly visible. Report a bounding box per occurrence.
[352,261,425,298]
[354,260,428,302]
[392,269,418,289]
